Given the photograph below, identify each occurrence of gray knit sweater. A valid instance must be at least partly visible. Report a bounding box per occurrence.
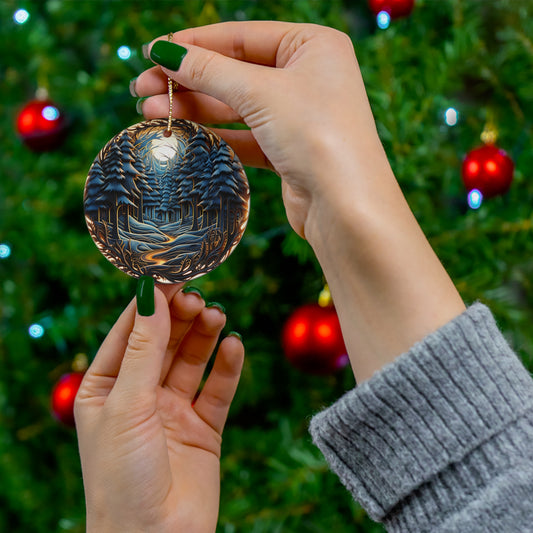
[309,303,533,532]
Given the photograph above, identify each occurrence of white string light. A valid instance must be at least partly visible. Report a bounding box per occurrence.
[444,107,459,126]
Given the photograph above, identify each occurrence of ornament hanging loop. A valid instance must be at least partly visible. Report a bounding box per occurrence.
[72,352,89,373]
[481,110,498,145]
[165,32,176,137]
[318,283,332,307]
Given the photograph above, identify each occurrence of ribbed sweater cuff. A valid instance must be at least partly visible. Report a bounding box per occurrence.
[309,303,533,528]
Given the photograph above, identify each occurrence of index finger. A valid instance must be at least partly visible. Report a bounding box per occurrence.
[136,21,295,98]
[155,20,296,67]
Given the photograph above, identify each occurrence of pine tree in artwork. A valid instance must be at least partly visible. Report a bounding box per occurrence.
[210,144,247,242]
[140,165,160,221]
[116,131,141,226]
[173,159,193,226]
[159,167,174,223]
[197,156,215,228]
[84,157,107,223]
[132,154,152,224]
[180,126,212,229]
[102,144,135,237]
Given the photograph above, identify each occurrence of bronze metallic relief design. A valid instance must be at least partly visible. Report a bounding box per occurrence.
[84,118,250,283]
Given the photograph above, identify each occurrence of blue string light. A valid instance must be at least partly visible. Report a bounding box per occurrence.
[467,189,483,210]
[0,243,11,259]
[42,105,60,121]
[117,46,132,60]
[28,324,45,339]
[14,9,30,24]
[377,11,391,29]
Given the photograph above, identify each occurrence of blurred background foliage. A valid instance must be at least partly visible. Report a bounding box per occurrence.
[1,0,533,531]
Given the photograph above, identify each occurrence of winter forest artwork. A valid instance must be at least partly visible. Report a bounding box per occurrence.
[84,118,250,282]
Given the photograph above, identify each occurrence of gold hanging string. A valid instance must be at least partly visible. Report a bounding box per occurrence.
[166,76,173,135]
[165,32,177,136]
[480,109,498,145]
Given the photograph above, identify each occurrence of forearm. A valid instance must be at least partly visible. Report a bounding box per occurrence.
[304,140,465,383]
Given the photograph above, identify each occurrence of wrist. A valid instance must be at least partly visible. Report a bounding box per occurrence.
[302,146,465,382]
[87,519,146,533]
[303,138,397,253]
[86,504,145,533]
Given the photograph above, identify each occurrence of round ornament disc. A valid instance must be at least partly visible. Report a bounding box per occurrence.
[84,118,250,283]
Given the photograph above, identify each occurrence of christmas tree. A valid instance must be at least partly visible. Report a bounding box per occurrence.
[2,1,533,531]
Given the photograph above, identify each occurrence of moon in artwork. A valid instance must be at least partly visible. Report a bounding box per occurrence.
[83,118,250,283]
[151,135,180,162]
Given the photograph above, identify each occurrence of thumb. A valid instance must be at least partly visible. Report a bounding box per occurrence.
[113,278,170,396]
[148,40,266,119]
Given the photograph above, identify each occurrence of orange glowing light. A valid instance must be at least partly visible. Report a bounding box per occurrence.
[485,160,497,173]
[467,161,479,175]
[58,387,73,402]
[18,111,35,132]
[317,323,333,339]
[292,322,307,339]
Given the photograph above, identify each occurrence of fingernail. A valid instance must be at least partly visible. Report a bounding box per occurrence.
[182,286,204,299]
[150,41,188,71]
[228,331,242,342]
[137,276,155,316]
[142,42,150,59]
[206,301,226,314]
[136,97,147,115]
[129,77,138,97]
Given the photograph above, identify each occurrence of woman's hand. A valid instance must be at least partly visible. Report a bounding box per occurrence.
[134,21,464,384]
[75,283,244,533]
[134,21,385,239]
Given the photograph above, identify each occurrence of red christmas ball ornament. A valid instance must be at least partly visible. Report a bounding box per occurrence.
[368,0,415,18]
[16,98,67,151]
[51,372,84,426]
[282,303,348,375]
[462,144,514,198]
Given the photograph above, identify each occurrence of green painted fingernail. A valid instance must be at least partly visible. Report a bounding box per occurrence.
[129,77,138,97]
[228,331,242,342]
[182,286,204,299]
[206,302,226,314]
[150,40,188,71]
[137,276,155,316]
[136,97,147,115]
